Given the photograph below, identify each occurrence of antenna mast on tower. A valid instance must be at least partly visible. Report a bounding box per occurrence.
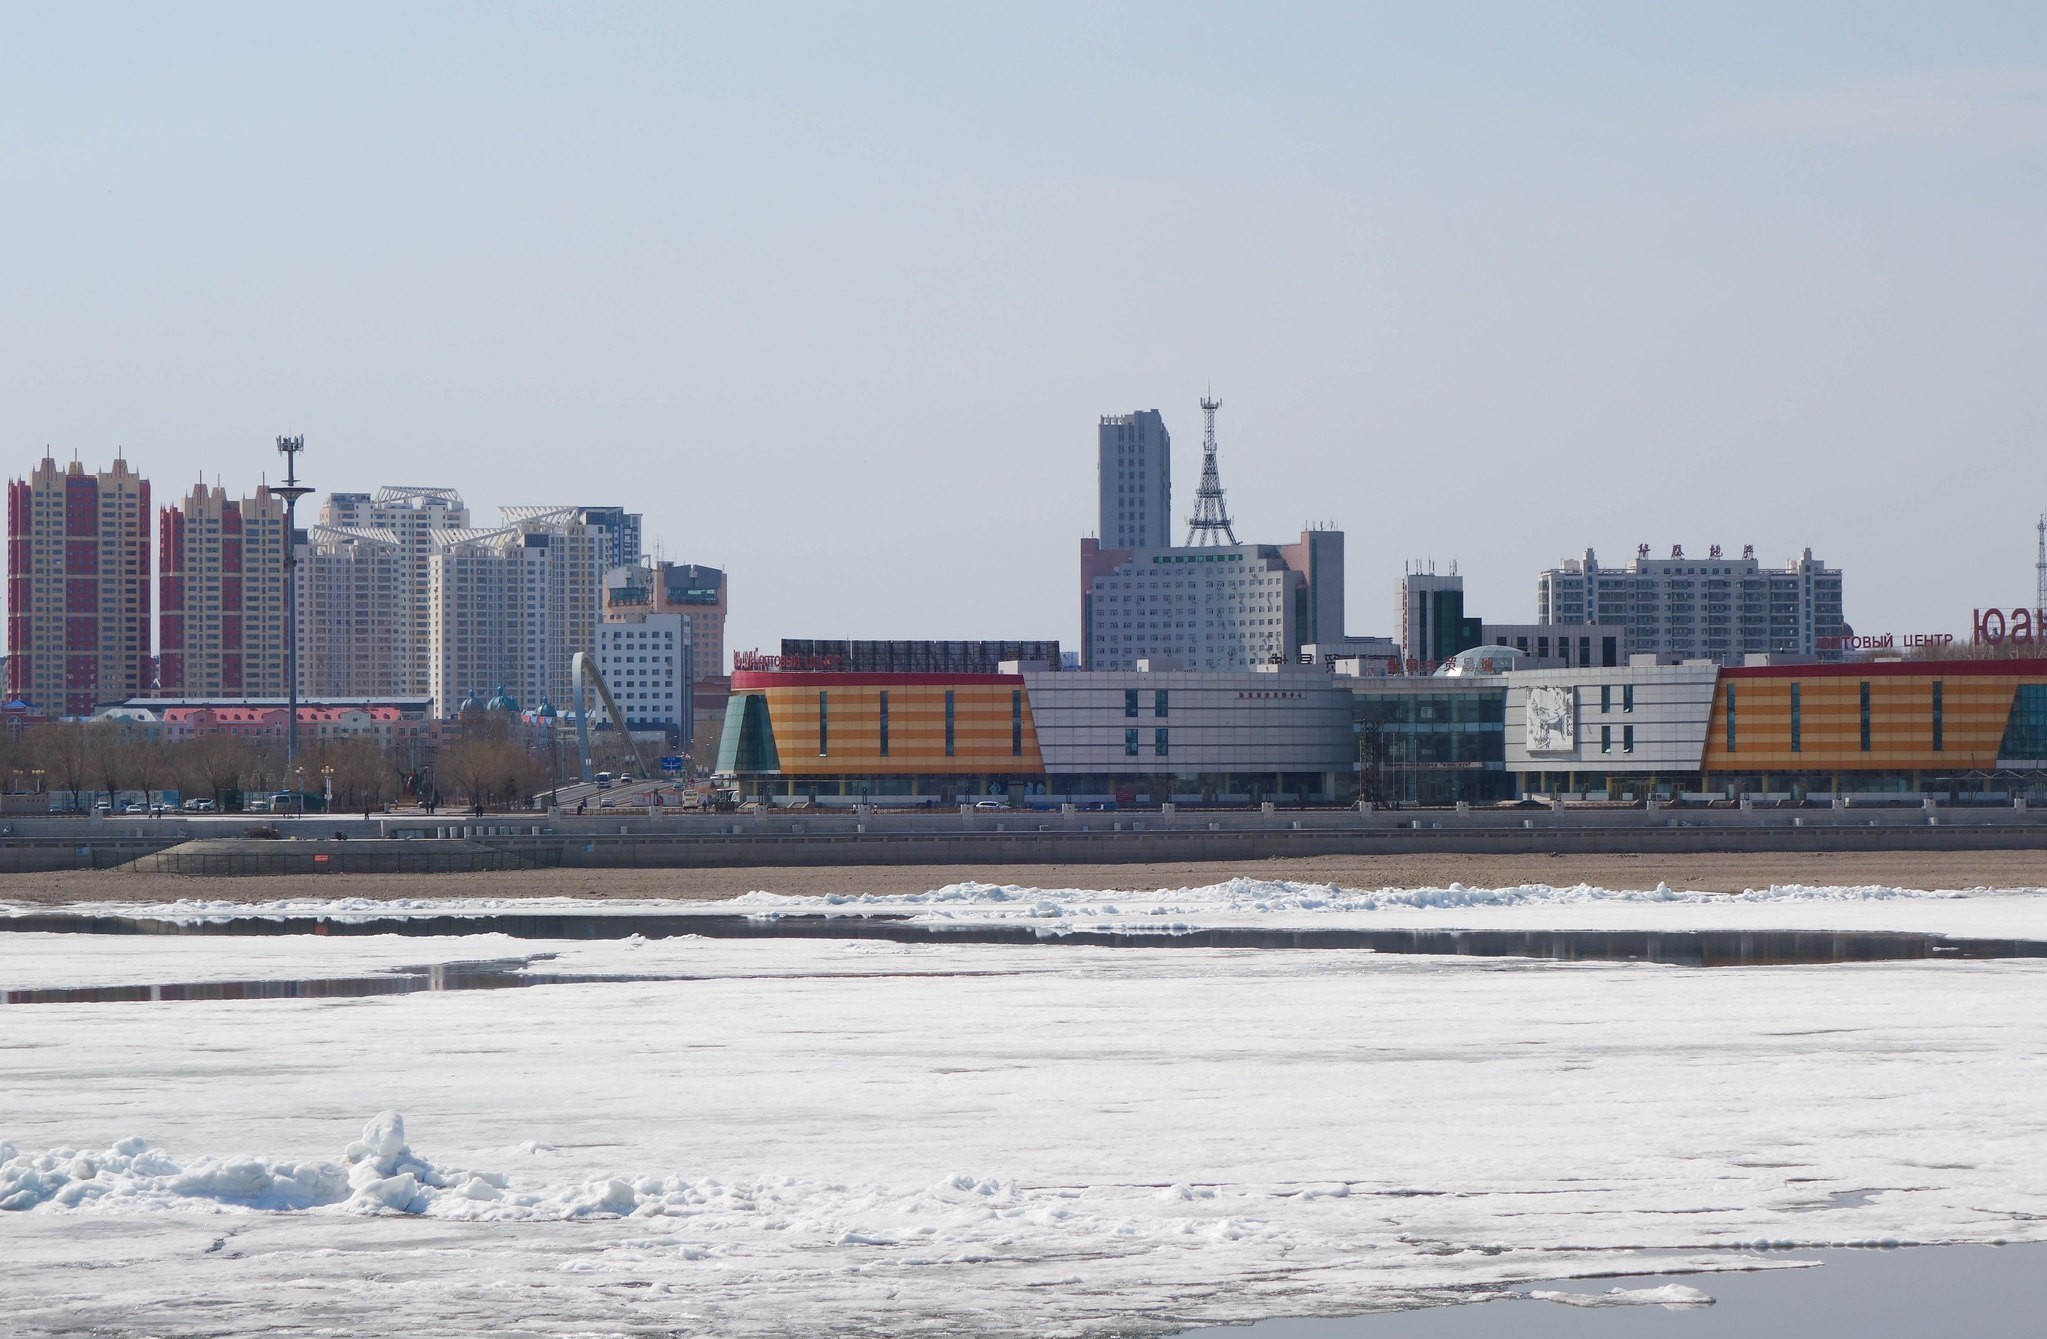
[1184,395,1238,546]
[2036,514,2046,612]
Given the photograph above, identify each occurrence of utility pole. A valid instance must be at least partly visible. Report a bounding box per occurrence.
[274,436,312,810]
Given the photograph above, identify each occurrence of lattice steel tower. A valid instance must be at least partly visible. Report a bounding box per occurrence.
[1184,395,1238,546]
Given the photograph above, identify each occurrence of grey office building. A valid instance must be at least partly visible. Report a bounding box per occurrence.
[1098,410,1172,551]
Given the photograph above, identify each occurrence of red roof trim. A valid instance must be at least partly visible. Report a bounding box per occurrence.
[1722,658,2047,680]
[731,671,1027,689]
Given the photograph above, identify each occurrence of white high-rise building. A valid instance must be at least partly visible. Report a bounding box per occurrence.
[1536,546,1847,665]
[428,508,604,717]
[593,614,691,743]
[304,488,469,697]
[1081,530,1345,672]
[299,523,408,698]
[1097,410,1172,551]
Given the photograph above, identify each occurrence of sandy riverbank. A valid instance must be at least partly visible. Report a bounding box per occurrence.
[2,849,2043,907]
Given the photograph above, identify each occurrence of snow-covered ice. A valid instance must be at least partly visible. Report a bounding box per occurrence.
[18,875,2047,938]
[3,881,2046,1335]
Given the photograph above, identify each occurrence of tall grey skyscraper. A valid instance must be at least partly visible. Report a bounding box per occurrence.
[1097,410,1171,551]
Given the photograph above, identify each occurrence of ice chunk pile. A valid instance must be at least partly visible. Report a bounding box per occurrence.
[0,1112,472,1215]
[731,876,1995,931]
[1,1131,347,1212]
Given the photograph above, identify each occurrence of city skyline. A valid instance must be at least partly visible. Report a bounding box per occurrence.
[7,8,2047,658]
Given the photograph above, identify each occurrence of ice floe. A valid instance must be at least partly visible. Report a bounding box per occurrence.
[1531,1282,1717,1308]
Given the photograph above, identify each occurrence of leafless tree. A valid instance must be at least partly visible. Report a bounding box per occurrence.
[26,723,91,811]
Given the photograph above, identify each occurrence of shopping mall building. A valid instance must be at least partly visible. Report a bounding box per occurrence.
[716,654,2047,806]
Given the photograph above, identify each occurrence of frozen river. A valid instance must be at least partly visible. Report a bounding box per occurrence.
[4,878,2046,1336]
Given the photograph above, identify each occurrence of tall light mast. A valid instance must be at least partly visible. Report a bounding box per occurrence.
[2036,514,2046,614]
[1184,395,1238,546]
[274,435,312,797]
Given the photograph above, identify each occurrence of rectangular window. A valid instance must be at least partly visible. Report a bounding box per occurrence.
[878,691,890,757]
[1124,727,1139,757]
[945,690,956,757]
[1155,727,1169,756]
[1623,724,1634,754]
[1932,681,1944,752]
[1124,688,1138,718]
[1600,724,1612,754]
[1725,685,1737,752]
[818,690,828,756]
[1011,689,1023,756]
[1600,684,1612,714]
[1155,689,1168,718]
[1579,636,1591,667]
[1859,681,1871,752]
[1537,636,1549,658]
[1622,684,1634,713]
[1789,683,1801,753]
[1602,636,1617,668]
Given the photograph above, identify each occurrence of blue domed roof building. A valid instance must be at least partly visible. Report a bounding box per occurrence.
[486,685,519,714]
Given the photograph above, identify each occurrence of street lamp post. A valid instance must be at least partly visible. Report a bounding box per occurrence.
[273,436,313,804]
[322,764,334,812]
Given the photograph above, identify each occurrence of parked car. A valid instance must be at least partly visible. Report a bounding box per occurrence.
[123,803,147,814]
[246,797,271,812]
[92,800,113,815]
[973,800,1005,811]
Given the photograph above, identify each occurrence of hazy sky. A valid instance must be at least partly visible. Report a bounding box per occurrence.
[6,4,2046,664]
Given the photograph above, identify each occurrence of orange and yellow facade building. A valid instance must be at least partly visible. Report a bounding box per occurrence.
[1700,659,2047,789]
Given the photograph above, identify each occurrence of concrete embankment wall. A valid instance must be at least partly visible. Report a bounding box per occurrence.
[4,805,2047,875]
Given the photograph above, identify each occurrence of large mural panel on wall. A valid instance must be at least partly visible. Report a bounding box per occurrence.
[1525,684,1575,754]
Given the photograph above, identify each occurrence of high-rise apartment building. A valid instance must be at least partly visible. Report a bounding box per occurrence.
[159,483,289,696]
[503,505,641,573]
[309,488,469,697]
[603,561,726,756]
[602,562,726,685]
[1535,546,1847,665]
[428,508,604,717]
[6,454,152,715]
[593,615,691,742]
[1097,410,1172,551]
[298,523,407,698]
[583,506,642,572]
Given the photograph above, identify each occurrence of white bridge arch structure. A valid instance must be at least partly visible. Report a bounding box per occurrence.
[569,650,656,784]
